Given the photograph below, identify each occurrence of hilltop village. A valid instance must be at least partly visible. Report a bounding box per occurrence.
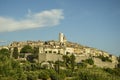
[0,33,118,68]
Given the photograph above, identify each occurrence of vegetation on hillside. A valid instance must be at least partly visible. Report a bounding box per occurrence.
[12,47,19,59]
[0,47,120,80]
[97,55,112,62]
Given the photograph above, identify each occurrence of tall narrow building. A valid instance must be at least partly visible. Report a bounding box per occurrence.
[59,32,67,43]
[59,33,64,43]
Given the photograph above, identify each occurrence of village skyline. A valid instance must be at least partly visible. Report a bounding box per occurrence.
[0,0,120,56]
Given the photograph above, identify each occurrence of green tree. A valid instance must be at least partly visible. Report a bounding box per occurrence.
[33,47,39,55]
[62,55,70,68]
[0,49,12,77]
[0,48,10,57]
[33,47,39,58]
[55,60,60,74]
[20,45,33,53]
[70,54,75,72]
[12,47,19,59]
[83,58,94,65]
[62,54,76,71]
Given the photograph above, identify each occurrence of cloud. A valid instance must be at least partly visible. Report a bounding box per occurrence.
[0,40,7,43]
[0,9,64,32]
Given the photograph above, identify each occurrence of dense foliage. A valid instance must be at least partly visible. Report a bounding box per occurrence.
[20,45,33,53]
[13,47,19,59]
[0,48,120,80]
[62,54,76,71]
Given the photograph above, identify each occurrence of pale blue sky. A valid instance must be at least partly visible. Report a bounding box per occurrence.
[0,0,120,56]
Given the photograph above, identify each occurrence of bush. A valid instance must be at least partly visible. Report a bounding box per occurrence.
[0,48,10,57]
[76,68,120,80]
[77,62,87,68]
[19,73,27,80]
[83,58,94,65]
[47,69,65,80]
[26,71,38,80]
[47,69,58,80]
[59,69,66,79]
[104,68,114,74]
[38,70,49,80]
[64,69,72,77]
[97,56,112,62]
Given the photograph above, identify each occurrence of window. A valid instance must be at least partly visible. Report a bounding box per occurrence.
[49,51,52,53]
[58,51,60,54]
[53,51,56,53]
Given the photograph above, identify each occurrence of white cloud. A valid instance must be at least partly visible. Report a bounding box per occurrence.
[0,9,64,32]
[0,40,7,43]
[0,40,6,43]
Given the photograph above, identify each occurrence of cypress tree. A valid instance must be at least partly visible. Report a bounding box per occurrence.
[13,47,19,59]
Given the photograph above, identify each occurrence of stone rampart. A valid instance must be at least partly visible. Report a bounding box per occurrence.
[38,53,63,63]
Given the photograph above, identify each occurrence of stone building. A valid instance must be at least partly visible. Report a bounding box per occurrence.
[0,33,118,68]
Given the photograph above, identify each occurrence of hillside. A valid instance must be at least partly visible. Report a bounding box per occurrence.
[0,33,118,68]
[0,33,120,80]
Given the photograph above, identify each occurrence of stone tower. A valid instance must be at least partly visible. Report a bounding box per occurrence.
[59,32,64,43]
[59,32,67,43]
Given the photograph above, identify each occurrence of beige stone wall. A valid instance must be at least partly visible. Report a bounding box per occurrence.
[94,58,117,68]
[38,53,46,63]
[75,55,89,62]
[38,53,63,63]
[46,54,63,62]
[75,55,117,68]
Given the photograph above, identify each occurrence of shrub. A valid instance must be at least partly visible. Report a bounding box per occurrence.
[104,68,114,74]
[47,69,58,80]
[77,62,87,68]
[64,69,72,77]
[38,70,49,80]
[26,71,38,80]
[97,56,112,62]
[83,58,94,65]
[47,69,66,80]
